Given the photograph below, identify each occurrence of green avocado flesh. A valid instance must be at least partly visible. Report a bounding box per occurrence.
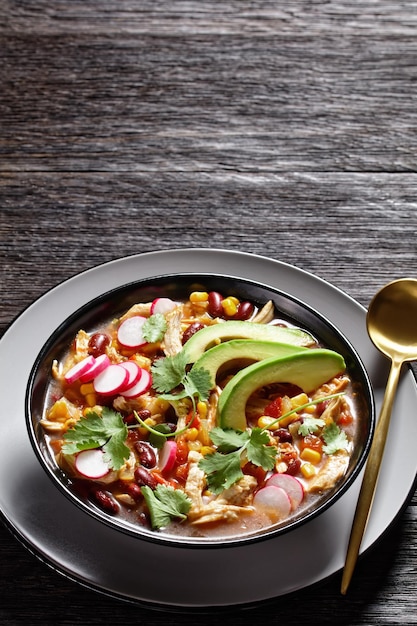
[184,320,315,363]
[191,339,308,387]
[218,349,346,431]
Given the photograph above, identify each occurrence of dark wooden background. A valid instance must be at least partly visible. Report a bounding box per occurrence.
[1,1,417,624]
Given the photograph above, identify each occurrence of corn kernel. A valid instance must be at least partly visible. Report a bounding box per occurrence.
[228,296,240,305]
[200,446,215,456]
[198,420,212,446]
[258,416,277,430]
[85,393,97,407]
[197,401,208,419]
[290,393,309,409]
[221,297,238,317]
[278,413,300,428]
[80,383,95,396]
[300,447,322,464]
[185,427,199,442]
[303,404,317,414]
[190,291,209,303]
[301,462,317,478]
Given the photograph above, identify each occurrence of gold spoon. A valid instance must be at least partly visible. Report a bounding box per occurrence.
[341,277,417,594]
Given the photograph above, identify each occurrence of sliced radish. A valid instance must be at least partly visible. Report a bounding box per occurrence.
[64,355,95,384]
[79,354,111,383]
[253,485,292,521]
[158,440,177,474]
[117,315,147,348]
[266,473,304,510]
[150,297,177,315]
[93,363,129,396]
[118,360,142,390]
[75,449,110,479]
[119,368,152,398]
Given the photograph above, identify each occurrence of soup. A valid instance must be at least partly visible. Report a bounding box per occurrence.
[37,286,363,540]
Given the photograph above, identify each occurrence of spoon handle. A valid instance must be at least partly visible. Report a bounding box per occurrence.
[341,358,403,594]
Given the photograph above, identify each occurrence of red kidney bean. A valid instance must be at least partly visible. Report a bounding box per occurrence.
[88,332,110,357]
[182,321,204,344]
[207,291,224,317]
[233,301,255,320]
[135,441,157,468]
[285,458,301,476]
[125,482,143,501]
[134,466,158,490]
[92,489,119,515]
[272,428,293,443]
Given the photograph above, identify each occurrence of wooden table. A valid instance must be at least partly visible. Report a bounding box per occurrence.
[1,2,416,624]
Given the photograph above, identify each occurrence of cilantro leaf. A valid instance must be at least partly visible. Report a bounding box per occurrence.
[199,451,244,494]
[141,485,191,530]
[246,428,276,470]
[298,416,326,437]
[322,422,349,454]
[209,427,249,453]
[62,407,129,470]
[198,427,277,493]
[142,313,167,343]
[151,351,188,394]
[183,367,212,403]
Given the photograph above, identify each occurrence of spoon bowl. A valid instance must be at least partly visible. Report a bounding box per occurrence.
[366,278,417,362]
[341,277,417,594]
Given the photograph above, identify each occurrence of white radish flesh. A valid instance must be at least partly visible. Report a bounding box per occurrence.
[150,298,177,315]
[75,449,110,479]
[119,368,152,398]
[79,354,110,383]
[93,363,129,396]
[64,355,95,384]
[253,485,292,521]
[266,473,304,510]
[117,316,147,348]
[158,440,177,474]
[119,361,142,390]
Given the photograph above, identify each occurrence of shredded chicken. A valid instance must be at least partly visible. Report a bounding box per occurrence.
[184,452,256,525]
[162,305,184,356]
[113,392,170,418]
[251,300,275,324]
[305,451,349,493]
[119,302,152,322]
[184,451,206,516]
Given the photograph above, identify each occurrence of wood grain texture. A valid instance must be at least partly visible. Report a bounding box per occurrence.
[1,1,417,624]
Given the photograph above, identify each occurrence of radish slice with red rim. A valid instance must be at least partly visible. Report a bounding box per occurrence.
[79,354,111,383]
[119,361,142,390]
[64,355,95,384]
[265,473,304,510]
[93,363,129,396]
[158,440,177,474]
[253,485,292,521]
[75,449,110,479]
[117,316,147,349]
[150,298,177,315]
[119,368,152,398]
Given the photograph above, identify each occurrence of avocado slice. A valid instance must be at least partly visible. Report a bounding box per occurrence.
[184,320,315,363]
[218,349,345,431]
[191,339,308,387]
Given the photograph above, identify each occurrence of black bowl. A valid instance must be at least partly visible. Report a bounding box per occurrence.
[26,273,375,547]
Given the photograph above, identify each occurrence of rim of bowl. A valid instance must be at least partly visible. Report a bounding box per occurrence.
[26,273,375,548]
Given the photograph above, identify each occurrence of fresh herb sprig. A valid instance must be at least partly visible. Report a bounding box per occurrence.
[198,392,348,494]
[141,484,192,530]
[142,313,167,343]
[199,427,276,494]
[62,407,130,470]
